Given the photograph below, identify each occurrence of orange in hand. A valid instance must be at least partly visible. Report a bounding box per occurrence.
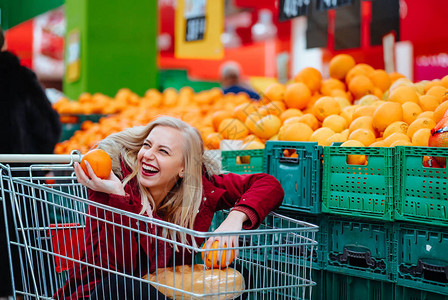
[202,240,235,269]
[80,149,112,179]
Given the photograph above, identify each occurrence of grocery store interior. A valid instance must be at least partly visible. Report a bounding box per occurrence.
[1,0,448,299]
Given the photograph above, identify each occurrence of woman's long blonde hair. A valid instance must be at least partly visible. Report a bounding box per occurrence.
[97,116,220,231]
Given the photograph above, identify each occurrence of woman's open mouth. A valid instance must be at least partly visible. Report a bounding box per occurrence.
[142,163,159,176]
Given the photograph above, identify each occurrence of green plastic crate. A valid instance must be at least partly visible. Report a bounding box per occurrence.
[395,285,448,300]
[324,271,394,300]
[394,146,448,227]
[264,141,323,214]
[395,222,448,295]
[322,146,395,221]
[221,149,264,174]
[275,209,326,270]
[325,216,395,281]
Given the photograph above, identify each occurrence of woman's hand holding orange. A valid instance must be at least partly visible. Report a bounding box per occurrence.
[74,161,125,196]
[203,210,247,268]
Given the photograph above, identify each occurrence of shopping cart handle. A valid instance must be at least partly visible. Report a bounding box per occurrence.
[0,154,82,163]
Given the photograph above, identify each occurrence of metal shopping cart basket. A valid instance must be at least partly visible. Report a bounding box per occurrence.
[0,154,319,300]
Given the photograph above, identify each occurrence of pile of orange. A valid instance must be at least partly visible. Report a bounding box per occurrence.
[55,54,448,157]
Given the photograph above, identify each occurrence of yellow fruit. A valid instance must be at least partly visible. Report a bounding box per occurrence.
[417,111,434,121]
[212,110,234,131]
[329,54,356,80]
[278,123,313,141]
[389,72,406,83]
[341,129,350,140]
[372,102,403,132]
[251,115,282,139]
[441,75,448,88]
[298,114,319,130]
[320,78,346,96]
[341,140,367,165]
[369,69,391,92]
[419,95,439,112]
[352,106,376,119]
[388,86,420,104]
[348,75,375,99]
[310,127,336,146]
[383,121,409,138]
[349,128,376,146]
[283,116,302,125]
[242,141,265,150]
[340,105,358,125]
[233,102,258,122]
[280,108,304,122]
[322,115,347,133]
[390,140,413,147]
[218,118,249,140]
[349,116,375,133]
[383,132,410,147]
[358,95,380,106]
[426,85,448,103]
[411,128,431,147]
[334,96,352,109]
[325,133,347,146]
[369,140,386,147]
[407,118,436,138]
[204,132,223,150]
[424,80,443,93]
[263,83,286,102]
[244,112,264,132]
[433,101,448,123]
[346,64,375,85]
[312,96,341,121]
[293,67,322,93]
[284,82,311,110]
[402,102,423,125]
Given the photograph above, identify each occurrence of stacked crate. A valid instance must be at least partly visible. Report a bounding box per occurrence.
[393,146,448,299]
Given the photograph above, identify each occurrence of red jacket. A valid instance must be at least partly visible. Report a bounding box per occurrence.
[55,168,284,299]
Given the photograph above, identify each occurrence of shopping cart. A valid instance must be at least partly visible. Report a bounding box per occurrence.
[0,153,319,300]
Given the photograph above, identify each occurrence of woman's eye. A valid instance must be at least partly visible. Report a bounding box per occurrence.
[143,142,150,148]
[160,149,169,154]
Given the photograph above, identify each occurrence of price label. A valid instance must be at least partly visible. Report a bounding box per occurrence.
[185,16,206,42]
[279,0,311,21]
[316,0,352,10]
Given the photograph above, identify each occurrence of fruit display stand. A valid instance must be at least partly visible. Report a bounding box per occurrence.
[394,146,448,227]
[322,146,395,221]
[264,141,323,214]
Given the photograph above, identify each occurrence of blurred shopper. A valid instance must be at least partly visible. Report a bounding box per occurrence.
[220,61,260,100]
[0,26,62,298]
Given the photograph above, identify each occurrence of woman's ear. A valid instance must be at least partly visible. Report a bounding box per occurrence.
[179,169,184,178]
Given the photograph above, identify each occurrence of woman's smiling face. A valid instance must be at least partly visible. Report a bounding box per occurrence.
[137,126,185,199]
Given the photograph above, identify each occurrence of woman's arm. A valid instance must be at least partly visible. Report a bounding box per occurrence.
[210,172,284,229]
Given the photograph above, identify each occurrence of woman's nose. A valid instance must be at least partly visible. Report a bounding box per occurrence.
[144,149,156,159]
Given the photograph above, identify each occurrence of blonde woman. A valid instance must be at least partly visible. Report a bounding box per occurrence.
[56,116,284,299]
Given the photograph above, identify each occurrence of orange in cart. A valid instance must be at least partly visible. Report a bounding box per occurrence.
[202,240,235,269]
[80,148,112,179]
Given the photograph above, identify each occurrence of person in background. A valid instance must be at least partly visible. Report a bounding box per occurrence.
[220,61,260,100]
[0,26,62,299]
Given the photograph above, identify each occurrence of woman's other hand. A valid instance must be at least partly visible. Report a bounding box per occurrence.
[204,210,248,266]
[74,161,126,196]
